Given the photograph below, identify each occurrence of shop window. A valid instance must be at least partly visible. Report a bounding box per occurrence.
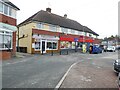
[0,2,3,13]
[53,42,57,49]
[60,41,72,49]
[72,42,75,49]
[47,41,58,50]
[77,42,82,48]
[47,42,52,49]
[35,42,40,50]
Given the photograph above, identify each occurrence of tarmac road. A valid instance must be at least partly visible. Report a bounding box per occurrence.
[2,51,118,88]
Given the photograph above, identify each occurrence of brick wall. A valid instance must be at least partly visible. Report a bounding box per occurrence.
[0,14,17,60]
[0,51,11,60]
[0,14,16,26]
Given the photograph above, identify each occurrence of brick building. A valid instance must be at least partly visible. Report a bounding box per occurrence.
[0,0,20,60]
[18,8,99,54]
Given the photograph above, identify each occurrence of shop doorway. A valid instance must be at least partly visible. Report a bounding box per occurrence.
[41,40,46,53]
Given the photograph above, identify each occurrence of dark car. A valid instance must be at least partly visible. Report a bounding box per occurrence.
[113,59,120,73]
[113,59,120,87]
[118,73,120,87]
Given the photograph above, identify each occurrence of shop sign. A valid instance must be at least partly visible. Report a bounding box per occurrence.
[0,22,17,32]
[74,38,78,42]
[33,34,59,40]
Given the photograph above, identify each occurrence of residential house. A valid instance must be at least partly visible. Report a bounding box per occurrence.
[0,0,20,60]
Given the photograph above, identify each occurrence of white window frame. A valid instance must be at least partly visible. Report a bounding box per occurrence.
[0,1,17,19]
[46,40,58,50]
[34,39,41,51]
[49,25,57,32]
[0,2,3,13]
[0,30,13,50]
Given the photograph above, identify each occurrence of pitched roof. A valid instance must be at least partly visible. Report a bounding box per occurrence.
[84,26,99,36]
[18,10,99,36]
[3,0,20,10]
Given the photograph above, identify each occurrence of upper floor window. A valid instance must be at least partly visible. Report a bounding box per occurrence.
[0,2,3,13]
[4,4,8,15]
[0,2,17,18]
[75,31,78,35]
[50,25,57,32]
[84,32,87,36]
[9,8,16,18]
[89,34,92,37]
[71,30,75,34]
[61,28,68,33]
[78,31,83,35]
[36,23,44,29]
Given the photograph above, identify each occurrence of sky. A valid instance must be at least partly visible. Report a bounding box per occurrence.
[10,0,119,39]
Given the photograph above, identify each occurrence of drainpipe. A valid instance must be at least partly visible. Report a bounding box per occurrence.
[17,26,20,52]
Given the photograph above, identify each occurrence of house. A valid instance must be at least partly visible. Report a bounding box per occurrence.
[0,0,20,60]
[17,8,99,54]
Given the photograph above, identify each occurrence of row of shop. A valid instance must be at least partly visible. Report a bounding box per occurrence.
[31,34,93,54]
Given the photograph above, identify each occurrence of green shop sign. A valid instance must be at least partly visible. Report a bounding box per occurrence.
[0,22,17,31]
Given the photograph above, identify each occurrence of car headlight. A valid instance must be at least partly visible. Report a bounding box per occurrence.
[116,63,119,65]
[115,60,119,63]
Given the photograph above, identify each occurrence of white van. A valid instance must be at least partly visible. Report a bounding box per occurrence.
[107,46,116,52]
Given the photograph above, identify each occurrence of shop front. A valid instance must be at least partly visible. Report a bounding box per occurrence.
[32,34,59,54]
[59,36,94,52]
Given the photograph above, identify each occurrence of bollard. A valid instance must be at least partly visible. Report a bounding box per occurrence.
[51,50,53,56]
[67,50,68,55]
[41,50,43,55]
[60,50,61,55]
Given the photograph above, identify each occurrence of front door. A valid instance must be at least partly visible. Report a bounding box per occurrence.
[41,40,46,53]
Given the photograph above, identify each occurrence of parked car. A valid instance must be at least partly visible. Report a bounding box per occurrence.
[113,59,120,73]
[113,59,120,87]
[107,46,116,52]
[89,45,102,54]
[117,72,120,90]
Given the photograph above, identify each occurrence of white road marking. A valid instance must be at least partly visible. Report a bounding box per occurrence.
[55,60,84,90]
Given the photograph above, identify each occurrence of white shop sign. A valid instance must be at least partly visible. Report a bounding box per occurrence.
[33,34,59,40]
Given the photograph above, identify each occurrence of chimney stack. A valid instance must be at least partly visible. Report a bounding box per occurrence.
[64,14,67,18]
[46,8,51,13]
